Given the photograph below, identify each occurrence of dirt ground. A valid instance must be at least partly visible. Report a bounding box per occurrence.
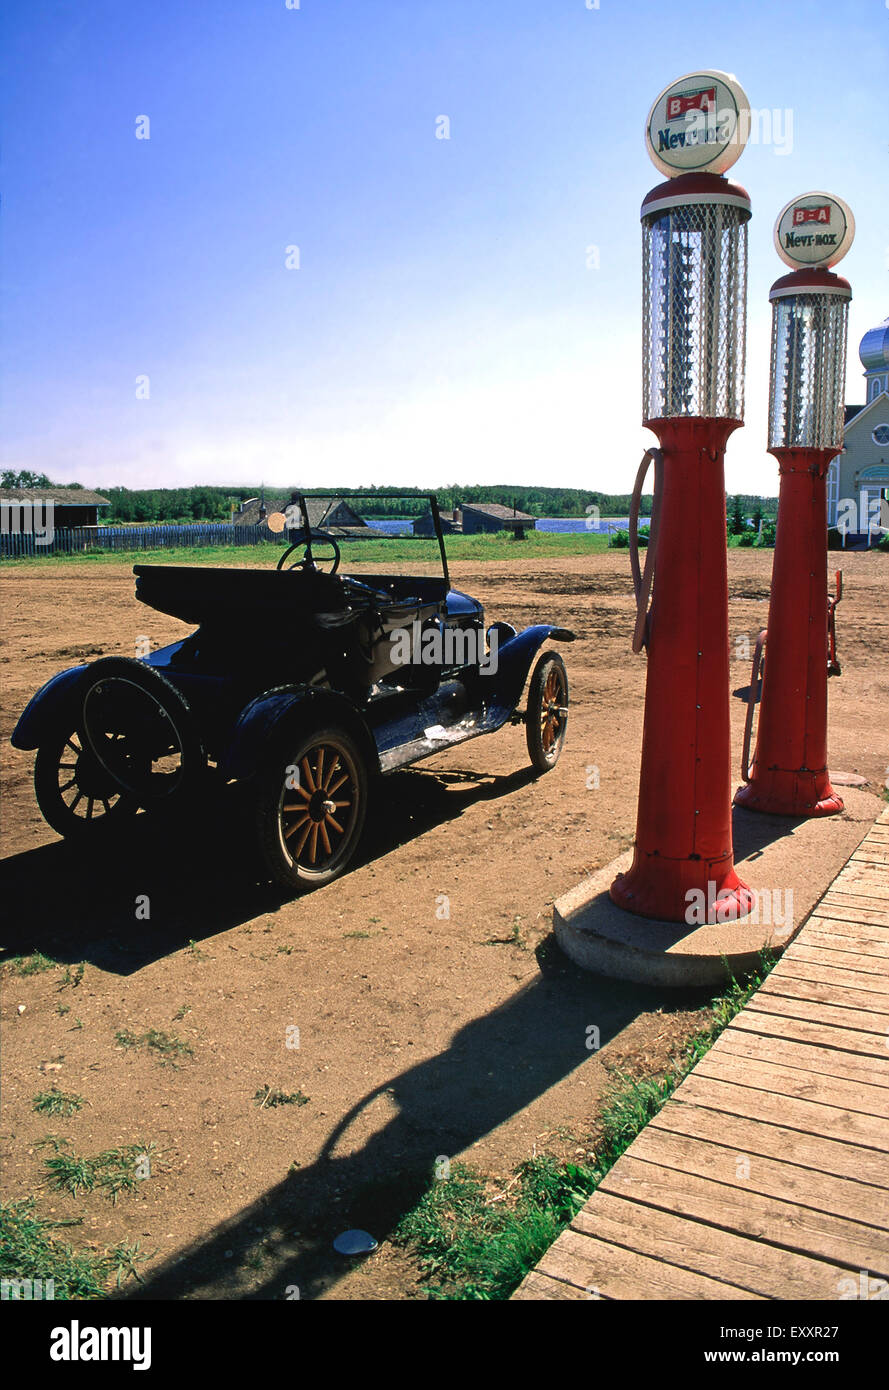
[1,548,887,1301]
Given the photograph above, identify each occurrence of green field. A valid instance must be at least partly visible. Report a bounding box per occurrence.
[2,530,613,570]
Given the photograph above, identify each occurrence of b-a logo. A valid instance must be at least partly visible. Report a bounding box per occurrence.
[793,204,831,225]
[666,87,716,121]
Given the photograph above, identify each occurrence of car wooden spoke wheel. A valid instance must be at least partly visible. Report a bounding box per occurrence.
[255,726,368,891]
[526,651,568,772]
[34,725,138,839]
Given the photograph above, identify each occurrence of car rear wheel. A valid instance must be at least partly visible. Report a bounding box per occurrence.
[34,724,139,839]
[253,725,368,891]
[526,651,568,773]
[77,658,204,807]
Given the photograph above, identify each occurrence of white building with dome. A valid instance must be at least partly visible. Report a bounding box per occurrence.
[828,314,889,542]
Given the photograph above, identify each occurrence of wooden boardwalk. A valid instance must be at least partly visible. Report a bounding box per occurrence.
[514,808,889,1301]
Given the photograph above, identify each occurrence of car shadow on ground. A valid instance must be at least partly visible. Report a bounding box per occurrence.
[116,957,705,1302]
[0,764,538,974]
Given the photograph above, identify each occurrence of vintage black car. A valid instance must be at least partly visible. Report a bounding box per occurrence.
[11,493,574,891]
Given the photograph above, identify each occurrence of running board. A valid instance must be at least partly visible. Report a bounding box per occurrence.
[378,714,497,773]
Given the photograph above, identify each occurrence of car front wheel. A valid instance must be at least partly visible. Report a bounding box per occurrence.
[526,651,568,773]
[253,725,368,891]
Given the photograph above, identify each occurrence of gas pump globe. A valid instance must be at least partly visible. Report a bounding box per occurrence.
[735,192,854,818]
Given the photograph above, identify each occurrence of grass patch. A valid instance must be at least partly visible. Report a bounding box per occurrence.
[253,1086,310,1110]
[39,1138,156,1204]
[6,951,56,976]
[32,1089,86,1118]
[114,1027,193,1065]
[483,919,527,950]
[4,530,613,572]
[0,1198,146,1299]
[395,1158,595,1299]
[394,950,776,1299]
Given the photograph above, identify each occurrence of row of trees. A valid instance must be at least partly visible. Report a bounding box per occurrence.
[1,473,779,526]
[1,470,64,489]
[100,487,236,524]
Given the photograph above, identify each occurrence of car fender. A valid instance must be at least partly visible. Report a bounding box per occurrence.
[483,624,576,725]
[220,685,379,781]
[10,666,88,750]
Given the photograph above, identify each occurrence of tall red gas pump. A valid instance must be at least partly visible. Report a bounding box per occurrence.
[734,193,854,818]
[610,71,755,924]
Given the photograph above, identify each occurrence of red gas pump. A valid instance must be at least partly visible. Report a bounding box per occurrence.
[735,193,854,818]
[610,71,755,924]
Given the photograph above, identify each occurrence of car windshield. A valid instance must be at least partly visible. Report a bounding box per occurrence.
[270,492,450,588]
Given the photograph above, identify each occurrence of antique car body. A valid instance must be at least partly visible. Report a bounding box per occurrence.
[12,493,574,891]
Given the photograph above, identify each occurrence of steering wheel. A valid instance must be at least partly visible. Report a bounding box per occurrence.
[276,529,341,575]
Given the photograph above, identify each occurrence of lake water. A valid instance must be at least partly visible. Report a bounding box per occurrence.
[364,516,633,537]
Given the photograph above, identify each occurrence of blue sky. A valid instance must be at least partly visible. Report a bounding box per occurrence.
[2,0,886,497]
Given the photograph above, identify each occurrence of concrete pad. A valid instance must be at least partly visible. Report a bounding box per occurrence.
[553,787,884,987]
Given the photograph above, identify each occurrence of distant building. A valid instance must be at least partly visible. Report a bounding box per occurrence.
[412,507,461,537]
[412,501,536,538]
[234,495,380,537]
[0,487,111,529]
[459,502,536,536]
[828,314,889,544]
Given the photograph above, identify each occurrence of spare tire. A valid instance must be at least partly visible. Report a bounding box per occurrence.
[77,657,205,806]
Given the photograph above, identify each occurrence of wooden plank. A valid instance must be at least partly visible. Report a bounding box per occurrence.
[818,897,889,927]
[650,1086,889,1188]
[572,1192,850,1299]
[713,1027,889,1090]
[746,989,889,1038]
[628,1124,888,1227]
[769,956,889,997]
[822,884,889,906]
[827,877,889,901]
[693,1050,889,1119]
[801,929,889,960]
[844,839,889,861]
[512,1269,593,1300]
[804,914,889,943]
[670,1070,889,1152]
[842,842,889,862]
[729,1007,889,1059]
[783,942,888,976]
[760,970,889,1018]
[600,1154,889,1275]
[535,1226,758,1300]
[834,864,889,885]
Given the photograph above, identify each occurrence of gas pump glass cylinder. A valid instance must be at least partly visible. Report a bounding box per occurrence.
[643,199,748,423]
[768,293,849,450]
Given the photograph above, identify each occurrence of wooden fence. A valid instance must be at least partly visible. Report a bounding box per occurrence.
[0,521,286,558]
